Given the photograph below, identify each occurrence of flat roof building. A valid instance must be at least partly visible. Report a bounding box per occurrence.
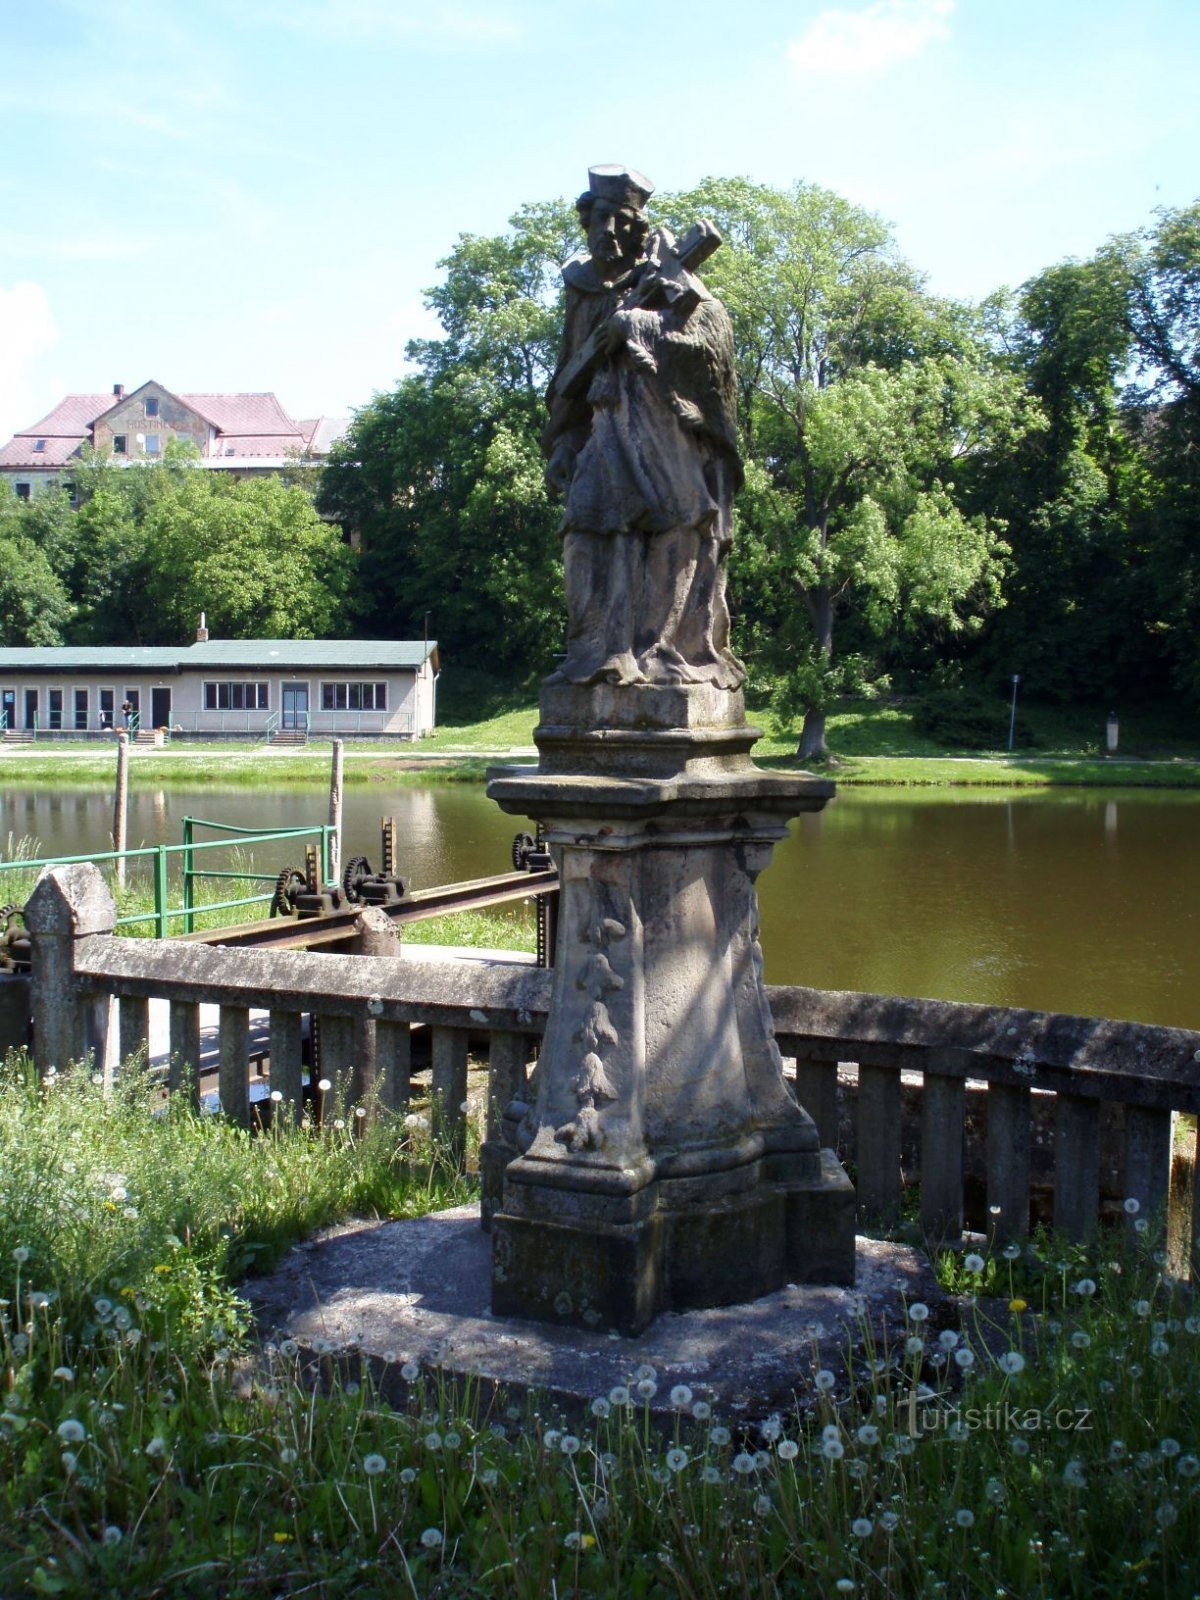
[0,637,438,743]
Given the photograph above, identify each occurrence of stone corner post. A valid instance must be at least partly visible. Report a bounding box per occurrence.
[26,863,116,1076]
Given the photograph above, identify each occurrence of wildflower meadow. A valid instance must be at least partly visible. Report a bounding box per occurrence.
[2,1053,1198,1598]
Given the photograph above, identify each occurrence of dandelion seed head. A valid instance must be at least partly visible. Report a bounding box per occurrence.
[851,1517,873,1537]
[691,1400,711,1420]
[709,1425,730,1446]
[778,1438,799,1461]
[964,1253,985,1273]
[814,1368,836,1391]
[1123,1197,1141,1215]
[56,1419,85,1443]
[591,1397,610,1418]
[420,1527,443,1549]
[666,1447,688,1472]
[363,1453,386,1476]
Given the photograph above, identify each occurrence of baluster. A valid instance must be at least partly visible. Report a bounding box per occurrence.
[316,1014,356,1108]
[269,1010,304,1119]
[168,999,202,1109]
[986,1083,1031,1242]
[1123,1105,1171,1233]
[920,1073,965,1244]
[1054,1094,1101,1241]
[857,1063,902,1228]
[118,993,150,1070]
[218,1004,250,1127]
[431,1025,469,1164]
[793,1056,840,1150]
[480,1030,528,1232]
[374,1020,413,1112]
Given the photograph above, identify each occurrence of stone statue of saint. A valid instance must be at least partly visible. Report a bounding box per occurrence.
[542,165,745,690]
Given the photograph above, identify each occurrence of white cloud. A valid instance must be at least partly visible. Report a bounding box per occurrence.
[789,0,953,76]
[0,282,59,442]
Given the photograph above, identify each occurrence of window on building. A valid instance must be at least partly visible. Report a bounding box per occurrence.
[99,689,115,729]
[145,435,160,455]
[113,436,127,455]
[74,689,88,730]
[48,689,63,731]
[145,397,159,417]
[15,483,30,500]
[33,439,46,453]
[203,681,270,711]
[321,681,388,712]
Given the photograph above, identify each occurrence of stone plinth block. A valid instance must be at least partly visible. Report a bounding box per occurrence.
[486,685,855,1335]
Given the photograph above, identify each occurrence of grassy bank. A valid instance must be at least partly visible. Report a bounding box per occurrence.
[6,698,1200,789]
[3,1058,1198,1597]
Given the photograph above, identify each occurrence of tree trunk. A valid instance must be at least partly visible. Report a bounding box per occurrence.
[798,705,827,762]
[797,584,834,761]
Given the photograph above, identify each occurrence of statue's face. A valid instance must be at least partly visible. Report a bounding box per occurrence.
[587,199,642,277]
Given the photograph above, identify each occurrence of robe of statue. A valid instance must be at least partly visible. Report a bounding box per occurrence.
[542,244,746,690]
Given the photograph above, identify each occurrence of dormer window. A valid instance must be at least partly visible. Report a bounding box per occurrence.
[145,397,159,417]
[33,439,46,452]
[113,435,127,455]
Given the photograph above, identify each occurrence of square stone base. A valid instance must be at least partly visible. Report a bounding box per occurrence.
[490,1149,856,1336]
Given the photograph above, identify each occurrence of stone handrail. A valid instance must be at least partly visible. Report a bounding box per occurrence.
[25,864,1200,1263]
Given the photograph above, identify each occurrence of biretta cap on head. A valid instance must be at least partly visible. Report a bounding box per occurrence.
[586,164,655,210]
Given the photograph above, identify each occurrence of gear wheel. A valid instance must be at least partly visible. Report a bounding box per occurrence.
[342,856,372,903]
[511,832,535,872]
[269,868,306,918]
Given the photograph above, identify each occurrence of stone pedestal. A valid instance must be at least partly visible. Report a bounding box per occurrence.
[486,683,856,1336]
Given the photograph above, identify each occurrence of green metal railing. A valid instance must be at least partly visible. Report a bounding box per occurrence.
[0,820,334,939]
[179,816,333,933]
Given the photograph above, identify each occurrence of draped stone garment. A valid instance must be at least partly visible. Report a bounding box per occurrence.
[543,251,746,690]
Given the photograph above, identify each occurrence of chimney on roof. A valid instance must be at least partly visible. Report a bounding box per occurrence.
[196,612,209,643]
[113,383,124,399]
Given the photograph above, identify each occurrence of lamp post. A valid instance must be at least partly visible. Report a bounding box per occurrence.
[1008,674,1020,753]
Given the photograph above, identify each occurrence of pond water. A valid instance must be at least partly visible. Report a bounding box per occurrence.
[4,781,1198,1029]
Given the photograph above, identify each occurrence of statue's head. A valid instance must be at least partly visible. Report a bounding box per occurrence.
[577,165,653,280]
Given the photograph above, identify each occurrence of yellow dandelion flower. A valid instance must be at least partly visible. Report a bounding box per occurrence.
[1009,1298,1028,1313]
[273,1531,291,1544]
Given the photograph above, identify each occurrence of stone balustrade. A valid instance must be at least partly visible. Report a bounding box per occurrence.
[24,864,1200,1267]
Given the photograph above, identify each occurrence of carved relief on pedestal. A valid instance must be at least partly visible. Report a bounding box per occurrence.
[558,898,627,1152]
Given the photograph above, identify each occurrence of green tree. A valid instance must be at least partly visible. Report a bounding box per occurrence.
[0,487,74,645]
[1116,203,1200,701]
[659,178,1034,758]
[320,203,578,679]
[967,259,1156,700]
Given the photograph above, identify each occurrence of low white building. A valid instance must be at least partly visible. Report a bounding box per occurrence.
[0,638,438,741]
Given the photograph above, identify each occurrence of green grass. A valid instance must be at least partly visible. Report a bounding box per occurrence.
[7,697,1200,789]
[3,1056,1199,1596]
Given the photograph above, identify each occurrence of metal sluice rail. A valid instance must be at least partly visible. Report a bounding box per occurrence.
[0,821,336,940]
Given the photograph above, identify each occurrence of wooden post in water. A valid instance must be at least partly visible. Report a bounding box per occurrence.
[328,738,344,887]
[113,732,129,893]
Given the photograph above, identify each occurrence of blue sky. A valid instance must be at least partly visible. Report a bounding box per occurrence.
[2,0,1197,441]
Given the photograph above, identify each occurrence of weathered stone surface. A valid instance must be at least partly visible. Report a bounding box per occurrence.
[542,166,743,691]
[245,1204,940,1419]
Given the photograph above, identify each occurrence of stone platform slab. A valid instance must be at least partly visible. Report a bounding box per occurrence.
[244,1204,942,1420]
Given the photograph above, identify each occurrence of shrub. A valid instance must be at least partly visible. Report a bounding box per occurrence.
[912,689,1035,751]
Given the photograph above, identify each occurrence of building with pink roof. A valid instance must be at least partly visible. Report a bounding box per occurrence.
[0,381,347,499]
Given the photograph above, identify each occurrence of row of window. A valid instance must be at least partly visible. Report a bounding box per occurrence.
[321,681,388,711]
[203,681,270,711]
[4,682,392,730]
[2,687,126,731]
